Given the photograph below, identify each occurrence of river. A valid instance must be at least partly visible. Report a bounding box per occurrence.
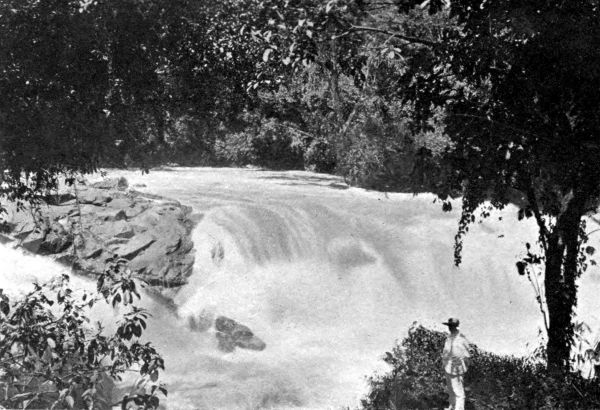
[2,167,600,409]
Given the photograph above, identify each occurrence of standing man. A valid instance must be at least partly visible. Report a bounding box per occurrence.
[442,318,470,410]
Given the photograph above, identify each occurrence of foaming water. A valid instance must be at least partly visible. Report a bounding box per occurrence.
[0,245,73,296]
[169,202,406,409]
[3,167,600,409]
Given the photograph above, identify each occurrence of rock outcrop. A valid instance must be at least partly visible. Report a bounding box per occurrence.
[0,177,195,288]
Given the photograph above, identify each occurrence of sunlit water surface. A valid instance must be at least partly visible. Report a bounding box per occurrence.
[2,167,600,409]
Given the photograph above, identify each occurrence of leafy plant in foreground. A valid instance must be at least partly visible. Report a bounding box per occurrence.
[0,258,166,409]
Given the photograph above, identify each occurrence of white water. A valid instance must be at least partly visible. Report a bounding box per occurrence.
[3,167,600,409]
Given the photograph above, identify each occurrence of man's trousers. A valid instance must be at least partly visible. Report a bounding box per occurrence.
[445,373,465,410]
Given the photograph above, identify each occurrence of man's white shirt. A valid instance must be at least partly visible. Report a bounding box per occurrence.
[442,333,471,375]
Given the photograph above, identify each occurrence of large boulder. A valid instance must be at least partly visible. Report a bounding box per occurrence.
[0,177,195,289]
[91,176,129,191]
[39,223,73,254]
[214,316,267,353]
[78,188,113,206]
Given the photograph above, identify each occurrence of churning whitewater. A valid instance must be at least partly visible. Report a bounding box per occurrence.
[2,167,600,409]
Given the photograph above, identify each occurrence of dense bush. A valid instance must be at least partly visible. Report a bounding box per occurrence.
[215,115,306,169]
[362,324,600,410]
[335,110,419,191]
[304,138,337,173]
[131,56,451,191]
[338,136,388,189]
[240,61,451,191]
[215,130,258,166]
[251,119,305,169]
[156,116,218,166]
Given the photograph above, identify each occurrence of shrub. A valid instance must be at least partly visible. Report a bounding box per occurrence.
[160,116,218,166]
[335,107,421,191]
[338,134,389,189]
[214,130,258,166]
[0,259,167,409]
[362,324,600,410]
[251,119,305,169]
[336,119,414,190]
[215,116,306,169]
[304,138,337,173]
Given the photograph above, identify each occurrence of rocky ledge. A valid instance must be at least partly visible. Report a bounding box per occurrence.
[0,177,195,288]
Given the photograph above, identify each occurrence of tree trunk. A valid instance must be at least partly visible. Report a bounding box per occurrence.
[329,37,342,125]
[544,191,586,373]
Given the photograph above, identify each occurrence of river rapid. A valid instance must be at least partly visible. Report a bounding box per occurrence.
[2,167,600,409]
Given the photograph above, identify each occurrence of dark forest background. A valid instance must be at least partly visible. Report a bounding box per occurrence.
[0,0,453,194]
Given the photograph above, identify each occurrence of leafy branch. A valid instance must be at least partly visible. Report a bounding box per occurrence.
[0,258,167,409]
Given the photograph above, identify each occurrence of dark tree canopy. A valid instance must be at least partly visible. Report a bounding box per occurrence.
[0,0,262,200]
[402,1,600,372]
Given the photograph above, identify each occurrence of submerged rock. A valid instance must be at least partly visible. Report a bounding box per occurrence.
[0,176,195,289]
[78,189,112,206]
[91,176,129,191]
[215,316,267,353]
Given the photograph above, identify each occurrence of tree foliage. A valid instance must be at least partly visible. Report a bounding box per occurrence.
[0,0,264,199]
[405,0,600,374]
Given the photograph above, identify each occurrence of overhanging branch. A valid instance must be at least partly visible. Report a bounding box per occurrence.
[335,25,438,47]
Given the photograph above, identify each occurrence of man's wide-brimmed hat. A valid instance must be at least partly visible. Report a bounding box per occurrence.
[442,318,460,327]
